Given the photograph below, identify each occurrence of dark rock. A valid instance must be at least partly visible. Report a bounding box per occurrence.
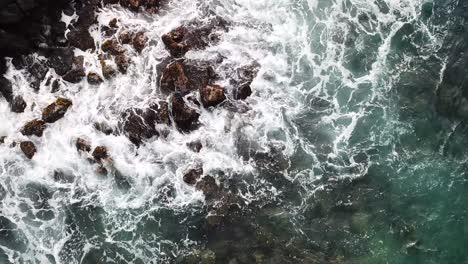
[187,140,202,152]
[28,59,49,90]
[10,95,26,113]
[87,72,103,84]
[183,167,203,185]
[109,18,118,28]
[67,29,95,51]
[20,141,36,159]
[101,38,125,55]
[103,0,120,4]
[119,30,133,44]
[0,77,13,102]
[122,108,158,145]
[195,176,219,198]
[160,60,216,95]
[76,138,91,152]
[0,137,5,144]
[149,101,171,125]
[51,79,61,93]
[200,84,226,107]
[170,93,200,131]
[121,0,141,11]
[233,83,252,100]
[94,122,113,135]
[92,146,109,161]
[47,47,74,76]
[62,56,86,83]
[115,54,130,73]
[42,98,72,123]
[100,59,116,79]
[132,32,147,53]
[161,28,190,58]
[21,119,47,137]
[53,169,75,183]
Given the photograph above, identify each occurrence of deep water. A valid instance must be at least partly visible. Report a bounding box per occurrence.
[1,0,468,263]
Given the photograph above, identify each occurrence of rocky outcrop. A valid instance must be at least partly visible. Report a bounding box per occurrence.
[183,167,203,185]
[20,141,37,159]
[62,56,86,83]
[200,84,226,107]
[21,119,47,137]
[170,93,200,131]
[42,98,72,123]
[160,60,216,95]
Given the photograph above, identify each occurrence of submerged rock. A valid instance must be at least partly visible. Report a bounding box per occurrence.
[187,140,202,152]
[200,84,226,107]
[20,141,37,159]
[21,119,47,137]
[76,138,91,152]
[62,56,86,83]
[42,98,72,123]
[115,54,130,73]
[195,176,219,198]
[170,93,200,131]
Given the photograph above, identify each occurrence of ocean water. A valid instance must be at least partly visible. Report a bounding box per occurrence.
[0,0,467,263]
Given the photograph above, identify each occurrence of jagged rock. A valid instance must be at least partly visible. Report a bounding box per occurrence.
[187,140,202,152]
[161,17,228,57]
[132,32,147,53]
[10,95,27,113]
[200,84,226,107]
[87,72,103,84]
[170,93,200,131]
[20,141,36,159]
[92,146,109,161]
[101,38,125,55]
[149,101,171,125]
[62,56,86,83]
[160,60,216,95]
[42,98,72,123]
[183,167,203,185]
[76,138,91,152]
[119,30,133,44]
[67,29,95,51]
[47,47,74,76]
[122,108,158,145]
[21,119,47,137]
[109,18,118,28]
[115,54,130,73]
[195,175,219,198]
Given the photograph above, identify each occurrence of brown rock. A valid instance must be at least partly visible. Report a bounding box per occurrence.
[183,167,203,185]
[119,30,134,44]
[20,141,37,159]
[100,60,117,79]
[109,18,118,28]
[62,56,86,83]
[149,101,171,125]
[101,38,125,55]
[200,84,226,107]
[161,27,189,57]
[132,32,147,53]
[92,146,109,161]
[67,29,95,51]
[10,95,27,113]
[122,108,158,146]
[121,0,141,11]
[115,54,130,73]
[87,72,103,84]
[76,138,91,152]
[160,61,189,94]
[21,119,47,137]
[160,60,216,95]
[170,93,200,131]
[42,98,73,123]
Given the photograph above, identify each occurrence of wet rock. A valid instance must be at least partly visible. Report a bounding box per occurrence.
[119,30,133,44]
[101,38,125,55]
[200,84,226,107]
[94,122,113,135]
[109,18,118,28]
[76,138,91,152]
[100,60,117,79]
[160,60,216,95]
[121,0,141,11]
[42,98,72,123]
[0,77,13,102]
[0,184,5,201]
[92,146,109,161]
[115,54,130,73]
[187,140,202,152]
[87,72,103,84]
[132,32,147,53]
[62,56,86,83]
[195,176,219,198]
[170,93,200,131]
[161,17,228,57]
[10,95,27,113]
[67,29,95,51]
[103,0,120,4]
[21,119,47,137]
[20,141,37,159]
[233,83,252,100]
[200,250,216,264]
[28,59,49,90]
[51,79,61,93]
[47,47,74,76]
[53,169,75,183]
[149,101,171,125]
[183,167,203,185]
[122,108,158,145]
[0,137,5,144]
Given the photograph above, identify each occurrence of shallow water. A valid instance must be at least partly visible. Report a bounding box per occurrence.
[0,0,467,263]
